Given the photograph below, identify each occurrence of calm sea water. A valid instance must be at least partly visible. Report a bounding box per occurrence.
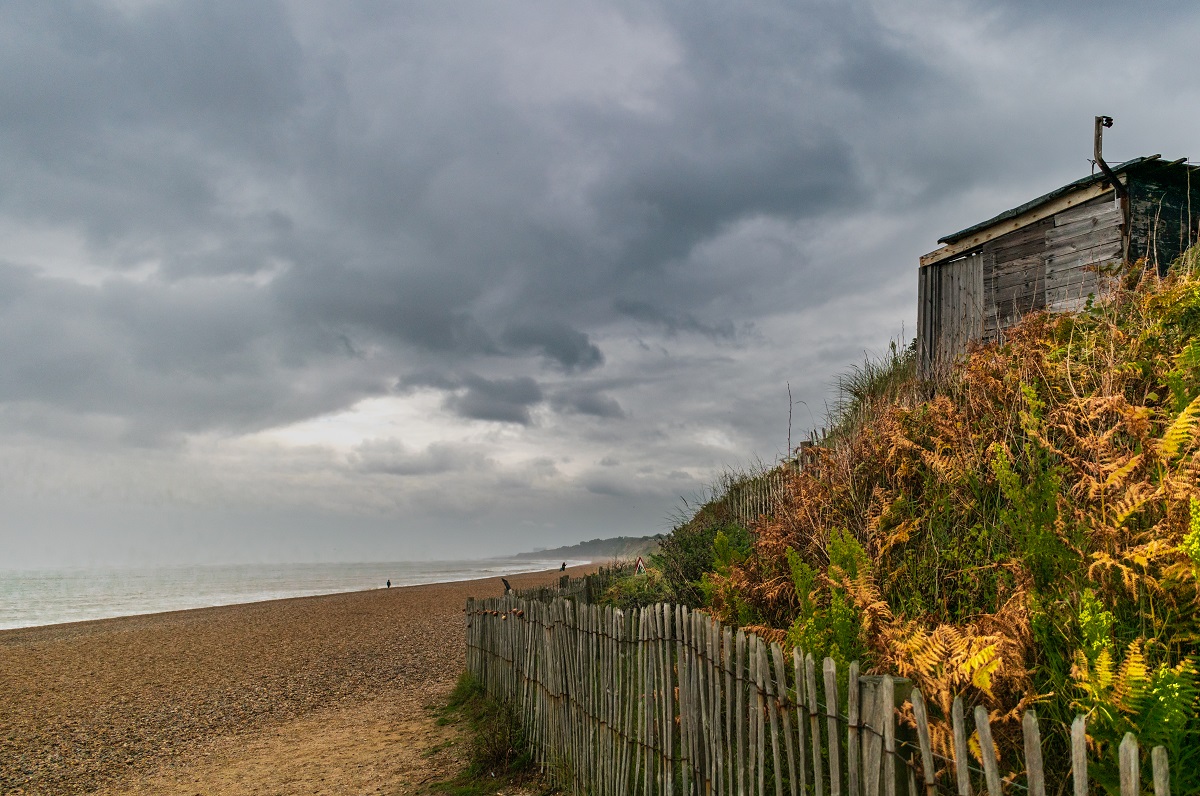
[0,558,581,631]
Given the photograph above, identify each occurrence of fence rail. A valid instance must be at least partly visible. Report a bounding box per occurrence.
[465,596,1172,796]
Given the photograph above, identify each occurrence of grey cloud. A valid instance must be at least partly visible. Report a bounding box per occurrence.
[0,0,947,443]
[551,388,626,419]
[581,472,632,498]
[450,375,543,425]
[0,2,302,249]
[402,373,545,425]
[580,466,694,499]
[495,456,561,489]
[352,440,484,476]
[502,322,604,372]
[0,263,388,441]
[272,261,499,357]
[613,298,738,341]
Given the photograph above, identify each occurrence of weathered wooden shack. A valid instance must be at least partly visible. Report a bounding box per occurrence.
[918,154,1200,373]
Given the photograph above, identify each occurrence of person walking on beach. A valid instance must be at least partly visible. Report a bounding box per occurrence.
[386,579,391,588]
[560,562,566,571]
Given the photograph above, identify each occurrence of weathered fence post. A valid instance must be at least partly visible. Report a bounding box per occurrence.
[1119,733,1140,796]
[771,643,798,796]
[825,658,843,796]
[1152,745,1170,796]
[848,662,861,796]
[909,689,935,796]
[1022,710,1046,796]
[974,706,1001,796]
[806,653,825,796]
[951,696,972,796]
[793,647,810,796]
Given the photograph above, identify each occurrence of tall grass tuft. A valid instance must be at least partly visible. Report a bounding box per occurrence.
[826,338,919,443]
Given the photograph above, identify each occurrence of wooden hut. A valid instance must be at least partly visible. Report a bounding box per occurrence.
[918,154,1200,374]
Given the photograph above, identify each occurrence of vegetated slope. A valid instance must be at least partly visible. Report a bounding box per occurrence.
[626,253,1200,792]
[514,535,662,562]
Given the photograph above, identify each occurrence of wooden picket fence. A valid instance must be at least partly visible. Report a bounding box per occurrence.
[465,597,1174,796]
[716,471,790,531]
[515,564,634,604]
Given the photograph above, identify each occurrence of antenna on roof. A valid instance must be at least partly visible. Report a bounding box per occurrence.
[1094,115,1128,200]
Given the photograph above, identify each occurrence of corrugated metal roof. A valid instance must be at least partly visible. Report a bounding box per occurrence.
[937,155,1161,245]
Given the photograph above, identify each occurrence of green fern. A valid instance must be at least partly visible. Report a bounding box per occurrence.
[1182,496,1200,570]
[1160,392,1200,463]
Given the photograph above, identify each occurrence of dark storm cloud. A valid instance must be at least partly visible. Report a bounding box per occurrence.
[272,260,499,357]
[0,260,388,443]
[401,373,545,425]
[449,375,544,425]
[550,387,626,419]
[0,2,302,250]
[612,298,737,341]
[0,0,932,438]
[0,0,1197,465]
[501,322,604,372]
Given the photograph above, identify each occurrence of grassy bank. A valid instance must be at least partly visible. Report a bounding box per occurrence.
[430,673,546,796]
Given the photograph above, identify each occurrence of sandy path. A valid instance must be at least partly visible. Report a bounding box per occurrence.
[0,565,591,795]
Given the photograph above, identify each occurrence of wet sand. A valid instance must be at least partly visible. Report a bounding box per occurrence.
[0,565,592,795]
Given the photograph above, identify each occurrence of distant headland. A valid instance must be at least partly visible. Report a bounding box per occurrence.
[513,534,662,562]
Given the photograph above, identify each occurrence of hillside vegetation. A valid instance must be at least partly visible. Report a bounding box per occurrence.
[515,534,662,562]
[606,252,1200,792]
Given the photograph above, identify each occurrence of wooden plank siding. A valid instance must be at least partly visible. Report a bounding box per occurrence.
[918,193,1121,374]
[1043,194,1122,312]
[984,216,1053,340]
[917,252,983,376]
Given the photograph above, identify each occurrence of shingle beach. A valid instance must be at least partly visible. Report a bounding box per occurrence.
[0,565,591,795]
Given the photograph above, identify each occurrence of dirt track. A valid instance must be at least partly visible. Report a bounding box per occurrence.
[0,565,590,795]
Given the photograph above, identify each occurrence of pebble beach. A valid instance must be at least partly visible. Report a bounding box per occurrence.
[0,565,591,795]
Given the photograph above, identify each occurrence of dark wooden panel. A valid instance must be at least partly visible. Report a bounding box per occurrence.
[1043,226,1122,259]
[987,255,1044,293]
[1053,194,1119,226]
[1044,206,1121,245]
[984,217,1054,262]
[1047,274,1104,311]
[1127,165,1200,272]
[1045,241,1122,281]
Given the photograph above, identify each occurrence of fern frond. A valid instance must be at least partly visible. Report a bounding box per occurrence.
[1103,454,1144,492]
[742,625,788,646]
[964,644,1001,696]
[1112,483,1157,527]
[1113,641,1149,710]
[1160,392,1200,463]
[1094,646,1115,692]
[1175,339,1200,371]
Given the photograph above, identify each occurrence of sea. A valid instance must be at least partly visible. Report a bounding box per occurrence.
[0,558,583,631]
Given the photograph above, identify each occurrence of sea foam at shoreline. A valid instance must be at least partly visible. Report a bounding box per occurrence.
[0,558,583,630]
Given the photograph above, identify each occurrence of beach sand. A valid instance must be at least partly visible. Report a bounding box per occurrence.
[0,565,593,795]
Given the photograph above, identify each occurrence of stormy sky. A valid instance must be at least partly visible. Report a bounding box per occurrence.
[3,1,1198,567]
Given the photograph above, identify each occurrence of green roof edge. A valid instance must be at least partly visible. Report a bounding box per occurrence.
[936,155,1163,245]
